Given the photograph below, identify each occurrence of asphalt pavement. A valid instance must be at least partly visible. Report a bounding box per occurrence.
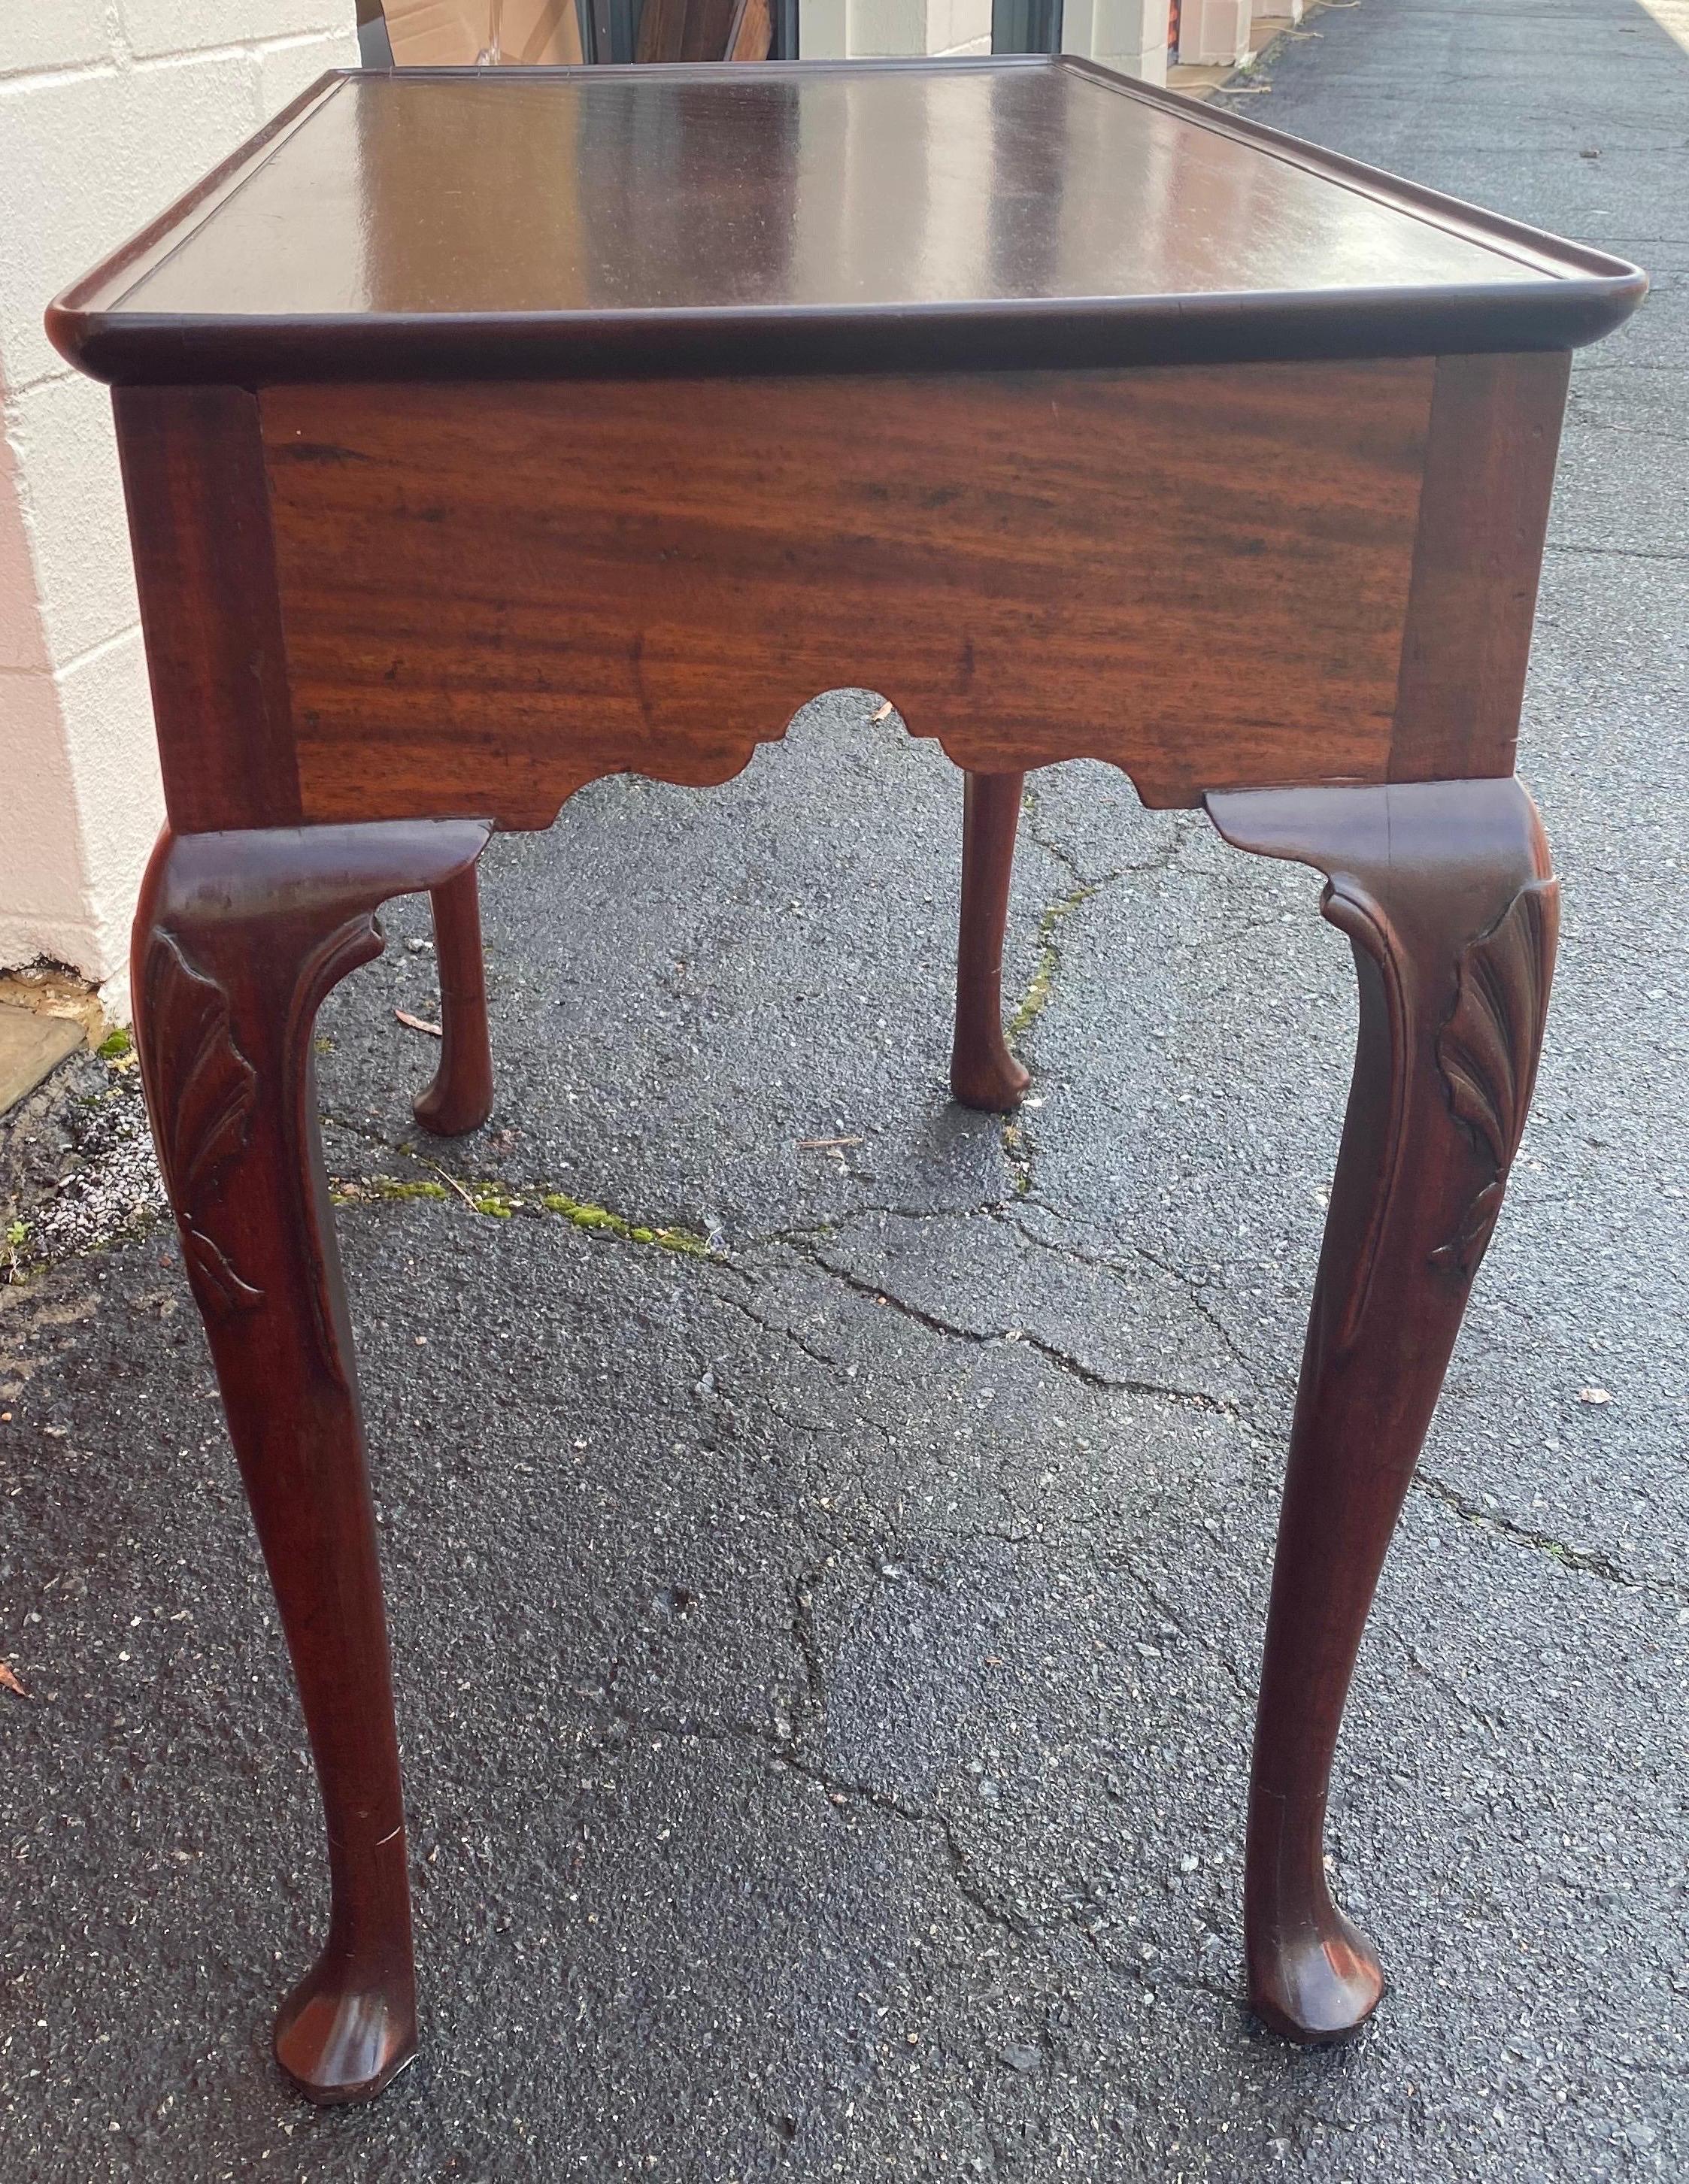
[2,2,1686,2176]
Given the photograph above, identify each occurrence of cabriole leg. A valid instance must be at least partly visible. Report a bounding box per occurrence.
[132,817,491,2102]
[415,865,494,1136]
[1207,778,1557,2042]
[951,769,1029,1111]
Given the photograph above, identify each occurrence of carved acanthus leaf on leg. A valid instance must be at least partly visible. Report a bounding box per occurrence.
[1431,878,1559,1274]
[141,928,264,1315]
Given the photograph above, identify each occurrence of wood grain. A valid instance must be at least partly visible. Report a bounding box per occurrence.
[115,385,301,831]
[725,0,774,59]
[132,817,491,2101]
[262,362,1437,827]
[1390,350,1569,782]
[951,771,1030,1113]
[1207,777,1556,2042]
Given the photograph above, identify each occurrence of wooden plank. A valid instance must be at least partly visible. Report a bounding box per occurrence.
[264,362,1434,828]
[1390,350,1569,783]
[115,384,301,833]
[726,0,774,59]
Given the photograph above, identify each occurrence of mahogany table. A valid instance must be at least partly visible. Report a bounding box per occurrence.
[52,58,1645,2104]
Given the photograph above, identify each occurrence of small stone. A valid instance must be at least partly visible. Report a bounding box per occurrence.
[1576,1386,1612,1405]
[998,2043,1041,2073]
[1178,1854,1200,1874]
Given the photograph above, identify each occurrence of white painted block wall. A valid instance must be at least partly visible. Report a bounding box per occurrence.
[1060,0,1166,81]
[0,2,359,1020]
[1178,0,1253,66]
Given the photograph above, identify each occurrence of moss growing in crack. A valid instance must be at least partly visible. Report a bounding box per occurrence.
[538,1192,711,1256]
[331,1177,450,1207]
[999,850,1101,1198]
[1006,884,1097,1041]
[332,1168,713,1253]
[96,1026,132,1062]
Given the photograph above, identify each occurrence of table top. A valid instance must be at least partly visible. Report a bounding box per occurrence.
[51,59,1645,384]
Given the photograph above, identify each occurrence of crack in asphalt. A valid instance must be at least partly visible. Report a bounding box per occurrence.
[1401,1640,1514,1743]
[580,1693,1239,2008]
[588,1684,1249,2025]
[1020,792,1195,897]
[580,1700,1054,1954]
[1414,1468,1689,1606]
[1544,541,1689,562]
[6,939,1671,1620]
[764,1195,1281,1407]
[772,1234,1240,1417]
[1002,1206,1292,1394]
[11,1081,1669,1609]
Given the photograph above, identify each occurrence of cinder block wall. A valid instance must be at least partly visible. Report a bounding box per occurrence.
[0,3,359,1019]
[1178,0,1253,66]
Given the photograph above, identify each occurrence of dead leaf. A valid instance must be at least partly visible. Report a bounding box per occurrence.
[869,701,894,723]
[395,1010,443,1038]
[798,1136,865,1151]
[0,1661,28,1698]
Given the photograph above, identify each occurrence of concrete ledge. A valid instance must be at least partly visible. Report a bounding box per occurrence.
[0,1003,82,1117]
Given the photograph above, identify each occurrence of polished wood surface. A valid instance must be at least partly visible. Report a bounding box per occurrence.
[114,386,301,831]
[415,868,495,1136]
[55,51,1633,2103]
[49,62,1645,384]
[132,819,492,2102]
[950,772,1029,1113]
[263,362,1436,825]
[1392,350,1570,781]
[1207,777,1555,2040]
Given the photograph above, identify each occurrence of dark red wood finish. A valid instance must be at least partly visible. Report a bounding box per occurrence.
[1207,777,1557,2039]
[1391,350,1571,780]
[53,58,1636,2103]
[112,386,300,833]
[951,772,1030,1112]
[416,868,495,1136]
[259,362,1439,825]
[132,819,491,2101]
[49,62,1644,388]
